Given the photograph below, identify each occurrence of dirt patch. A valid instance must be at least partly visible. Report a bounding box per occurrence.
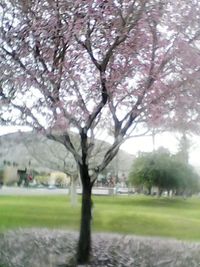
[0,229,200,267]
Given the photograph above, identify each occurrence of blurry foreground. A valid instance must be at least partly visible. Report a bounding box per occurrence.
[0,229,200,267]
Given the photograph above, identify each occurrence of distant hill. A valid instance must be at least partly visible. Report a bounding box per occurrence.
[0,131,135,177]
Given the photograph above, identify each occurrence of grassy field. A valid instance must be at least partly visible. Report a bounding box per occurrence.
[0,195,200,241]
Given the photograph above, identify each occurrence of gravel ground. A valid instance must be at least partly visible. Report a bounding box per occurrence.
[0,229,200,267]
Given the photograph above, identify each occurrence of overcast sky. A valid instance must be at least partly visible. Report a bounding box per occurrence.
[121,132,200,167]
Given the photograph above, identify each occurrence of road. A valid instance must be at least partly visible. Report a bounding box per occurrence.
[0,186,69,195]
[0,186,129,196]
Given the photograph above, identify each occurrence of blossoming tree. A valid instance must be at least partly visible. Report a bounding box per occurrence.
[1,0,199,264]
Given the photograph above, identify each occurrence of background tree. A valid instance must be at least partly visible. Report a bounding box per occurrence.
[175,132,191,164]
[1,0,200,264]
[23,133,79,206]
[128,152,157,194]
[129,148,200,196]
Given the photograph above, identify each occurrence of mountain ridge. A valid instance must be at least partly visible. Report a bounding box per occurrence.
[0,131,135,177]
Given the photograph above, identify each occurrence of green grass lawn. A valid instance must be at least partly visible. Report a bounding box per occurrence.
[1,194,200,241]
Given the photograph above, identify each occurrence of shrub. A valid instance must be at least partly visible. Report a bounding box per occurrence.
[35,174,50,186]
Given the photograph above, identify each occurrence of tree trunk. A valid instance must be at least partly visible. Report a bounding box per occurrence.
[70,175,78,207]
[77,165,92,265]
[158,187,163,197]
[167,189,170,197]
[147,186,152,195]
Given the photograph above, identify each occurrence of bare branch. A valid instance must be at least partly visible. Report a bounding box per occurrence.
[47,132,82,164]
[85,71,108,131]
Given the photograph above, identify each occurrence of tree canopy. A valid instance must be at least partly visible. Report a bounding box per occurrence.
[1,0,199,152]
[129,148,200,196]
